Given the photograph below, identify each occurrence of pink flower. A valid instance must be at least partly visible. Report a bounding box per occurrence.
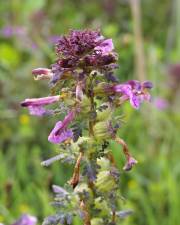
[21,96,59,116]
[32,68,53,80]
[110,80,153,109]
[48,110,76,144]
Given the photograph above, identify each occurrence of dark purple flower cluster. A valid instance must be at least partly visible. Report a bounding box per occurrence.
[51,30,117,84]
[56,30,101,57]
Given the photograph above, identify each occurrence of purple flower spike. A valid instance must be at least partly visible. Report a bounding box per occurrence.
[21,96,59,116]
[123,156,138,171]
[48,110,75,144]
[12,214,37,225]
[95,39,114,54]
[32,68,53,80]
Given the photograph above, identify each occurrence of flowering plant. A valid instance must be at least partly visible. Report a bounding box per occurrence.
[21,30,152,225]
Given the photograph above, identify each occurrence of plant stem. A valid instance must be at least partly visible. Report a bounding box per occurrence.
[112,210,116,223]
[88,75,96,137]
[80,200,91,225]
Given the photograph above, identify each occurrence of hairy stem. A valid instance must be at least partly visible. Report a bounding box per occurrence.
[88,75,96,137]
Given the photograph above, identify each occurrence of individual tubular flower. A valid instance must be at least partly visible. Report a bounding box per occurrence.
[21,95,60,116]
[111,80,153,109]
[48,110,76,144]
[32,68,53,80]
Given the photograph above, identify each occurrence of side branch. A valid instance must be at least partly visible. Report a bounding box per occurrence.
[114,137,138,171]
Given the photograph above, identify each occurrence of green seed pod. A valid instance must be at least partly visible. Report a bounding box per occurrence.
[93,82,108,95]
[96,106,112,122]
[81,96,91,113]
[93,121,111,141]
[91,218,104,225]
[95,170,116,193]
[94,197,110,216]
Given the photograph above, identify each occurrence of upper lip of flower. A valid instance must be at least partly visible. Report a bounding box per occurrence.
[21,95,59,107]
[94,39,114,55]
[32,68,52,75]
[55,110,75,136]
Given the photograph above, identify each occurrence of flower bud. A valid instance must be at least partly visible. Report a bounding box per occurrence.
[32,68,53,80]
[123,156,138,171]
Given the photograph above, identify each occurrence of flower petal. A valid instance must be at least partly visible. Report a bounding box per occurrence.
[32,68,53,80]
[95,39,114,54]
[28,106,53,116]
[48,121,73,144]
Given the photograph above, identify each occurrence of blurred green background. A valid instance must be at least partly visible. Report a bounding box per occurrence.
[0,0,180,224]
